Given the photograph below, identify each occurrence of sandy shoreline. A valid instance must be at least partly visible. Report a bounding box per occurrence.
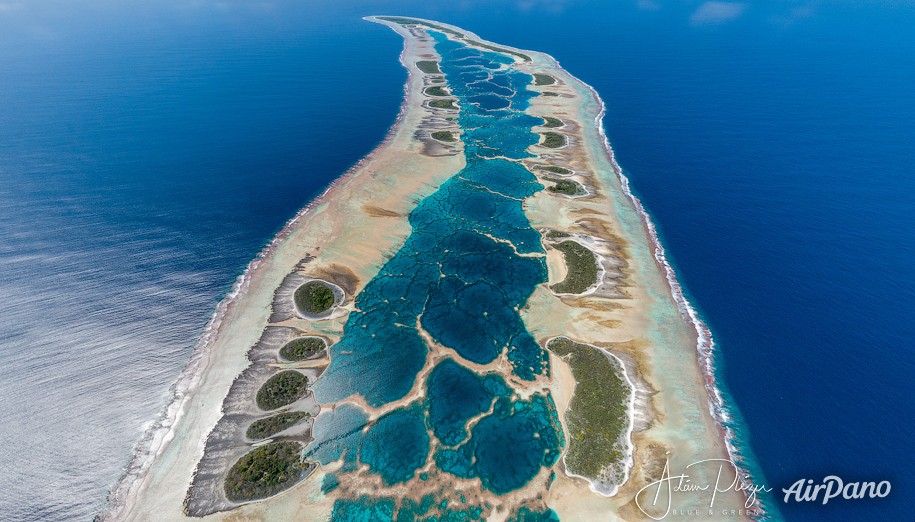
[104,16,756,521]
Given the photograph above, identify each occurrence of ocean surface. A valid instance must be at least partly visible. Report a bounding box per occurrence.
[1,1,913,521]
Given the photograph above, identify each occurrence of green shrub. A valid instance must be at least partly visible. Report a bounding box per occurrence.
[545,177,584,196]
[224,442,307,501]
[293,281,336,315]
[279,337,326,361]
[429,99,458,110]
[246,412,309,440]
[533,73,556,86]
[546,338,631,480]
[424,86,449,97]
[541,132,566,148]
[416,60,441,74]
[431,131,457,142]
[536,165,572,175]
[256,371,308,410]
[550,241,599,294]
[376,17,465,38]
[465,40,531,62]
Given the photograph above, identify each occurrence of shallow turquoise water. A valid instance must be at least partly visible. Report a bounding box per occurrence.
[308,31,563,517]
[328,495,558,522]
[435,395,563,495]
[307,403,369,470]
[426,358,508,447]
[360,405,430,485]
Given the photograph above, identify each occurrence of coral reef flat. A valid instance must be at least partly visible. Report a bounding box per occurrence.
[110,16,749,522]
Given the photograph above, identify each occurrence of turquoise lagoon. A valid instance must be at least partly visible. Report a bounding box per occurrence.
[306,30,563,519]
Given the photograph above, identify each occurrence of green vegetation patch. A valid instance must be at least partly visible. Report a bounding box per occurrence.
[293,280,336,316]
[541,116,563,128]
[246,411,309,440]
[377,17,465,38]
[550,240,599,294]
[416,60,441,74]
[465,40,532,62]
[430,77,445,84]
[429,99,458,110]
[544,230,571,240]
[541,132,566,149]
[536,165,572,175]
[424,86,449,97]
[533,73,556,86]
[546,337,631,482]
[545,177,585,196]
[256,371,308,411]
[224,441,308,502]
[542,91,560,97]
[279,337,326,361]
[375,17,530,61]
[431,131,457,142]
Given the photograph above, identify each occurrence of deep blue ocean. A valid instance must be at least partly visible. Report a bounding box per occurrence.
[0,1,912,520]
